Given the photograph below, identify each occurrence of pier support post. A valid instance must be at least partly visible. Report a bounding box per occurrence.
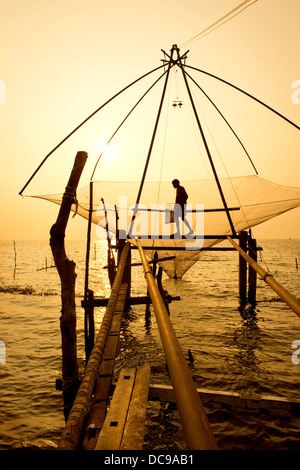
[85,289,95,360]
[50,150,88,420]
[117,239,131,297]
[239,231,247,304]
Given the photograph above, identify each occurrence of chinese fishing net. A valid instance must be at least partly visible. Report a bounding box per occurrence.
[33,175,300,278]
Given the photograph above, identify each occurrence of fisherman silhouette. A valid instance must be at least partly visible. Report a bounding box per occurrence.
[171,179,194,238]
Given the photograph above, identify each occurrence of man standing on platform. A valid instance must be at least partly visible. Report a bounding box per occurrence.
[172,179,194,238]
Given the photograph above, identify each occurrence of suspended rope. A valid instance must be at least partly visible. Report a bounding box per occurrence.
[134,51,176,207]
[90,67,170,181]
[180,0,258,47]
[184,69,258,174]
[19,63,167,196]
[185,64,300,131]
[176,49,237,236]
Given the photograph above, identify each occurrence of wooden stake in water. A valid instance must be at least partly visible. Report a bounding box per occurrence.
[13,241,17,278]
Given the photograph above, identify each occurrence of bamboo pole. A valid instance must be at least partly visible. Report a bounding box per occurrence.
[248,236,257,304]
[50,151,88,419]
[136,239,218,450]
[58,242,130,450]
[228,236,300,318]
[239,231,247,304]
[84,181,94,361]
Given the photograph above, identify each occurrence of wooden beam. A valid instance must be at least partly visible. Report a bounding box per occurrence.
[148,384,300,417]
[82,294,181,308]
[82,284,128,450]
[95,366,151,450]
[120,365,151,450]
[248,236,257,304]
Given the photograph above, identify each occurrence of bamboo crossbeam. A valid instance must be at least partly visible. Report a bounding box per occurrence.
[148,384,300,417]
[228,236,300,318]
[129,246,237,251]
[82,294,180,308]
[136,239,218,450]
[58,242,130,450]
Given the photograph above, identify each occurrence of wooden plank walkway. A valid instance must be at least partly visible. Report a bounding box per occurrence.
[82,283,128,450]
[95,365,151,450]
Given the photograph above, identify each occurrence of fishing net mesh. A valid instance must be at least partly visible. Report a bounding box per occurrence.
[33,175,300,278]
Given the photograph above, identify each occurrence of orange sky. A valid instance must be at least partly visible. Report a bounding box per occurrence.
[1,0,300,241]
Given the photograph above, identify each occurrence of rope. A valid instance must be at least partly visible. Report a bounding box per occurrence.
[90,67,170,181]
[19,63,167,196]
[150,71,172,251]
[184,69,258,174]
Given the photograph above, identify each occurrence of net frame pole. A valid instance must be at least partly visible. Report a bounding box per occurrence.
[185,65,300,132]
[83,180,94,362]
[19,63,167,196]
[136,238,218,450]
[128,45,176,236]
[176,47,237,236]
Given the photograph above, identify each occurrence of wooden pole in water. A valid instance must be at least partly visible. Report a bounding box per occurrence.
[117,238,131,297]
[50,151,88,419]
[248,235,257,304]
[228,236,300,319]
[239,231,247,304]
[84,181,95,362]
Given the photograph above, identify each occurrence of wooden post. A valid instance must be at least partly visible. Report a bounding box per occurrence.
[157,266,170,315]
[117,238,131,297]
[248,235,257,304]
[145,252,158,326]
[136,239,218,450]
[239,231,247,304]
[50,150,88,420]
[85,289,95,361]
[84,181,93,362]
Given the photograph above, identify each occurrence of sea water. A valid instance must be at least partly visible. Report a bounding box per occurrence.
[0,239,300,450]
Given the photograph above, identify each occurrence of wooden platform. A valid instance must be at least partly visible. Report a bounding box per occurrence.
[95,365,151,450]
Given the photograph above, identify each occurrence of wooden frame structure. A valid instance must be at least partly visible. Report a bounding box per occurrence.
[19,44,300,450]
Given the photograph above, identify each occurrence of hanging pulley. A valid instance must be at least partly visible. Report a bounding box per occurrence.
[172,99,183,108]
